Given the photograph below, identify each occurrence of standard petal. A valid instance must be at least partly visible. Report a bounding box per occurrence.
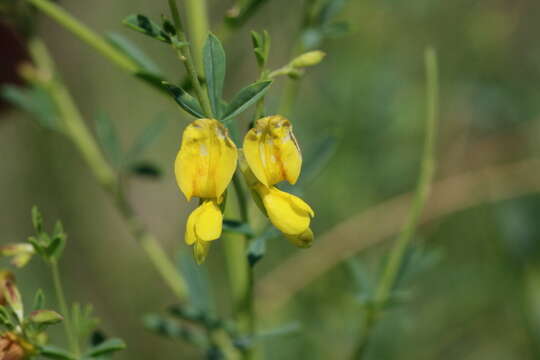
[277,125,302,184]
[259,185,313,235]
[213,123,238,198]
[195,201,223,241]
[243,127,269,186]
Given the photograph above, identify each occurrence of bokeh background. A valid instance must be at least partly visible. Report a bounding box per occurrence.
[2,0,540,359]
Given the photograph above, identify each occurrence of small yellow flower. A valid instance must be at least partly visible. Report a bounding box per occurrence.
[254,184,315,248]
[185,200,222,264]
[175,118,238,201]
[243,115,302,187]
[175,118,237,264]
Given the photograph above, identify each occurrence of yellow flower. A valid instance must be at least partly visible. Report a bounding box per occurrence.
[185,200,222,264]
[175,118,237,264]
[243,115,302,187]
[254,184,315,247]
[175,118,238,201]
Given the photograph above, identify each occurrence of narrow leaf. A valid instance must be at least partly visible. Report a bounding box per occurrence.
[31,206,43,234]
[40,345,76,360]
[33,289,45,311]
[94,111,122,168]
[85,338,126,357]
[105,32,162,75]
[222,81,272,122]
[203,33,226,118]
[1,85,59,131]
[178,253,214,314]
[129,161,162,179]
[125,117,168,164]
[162,82,205,118]
[122,14,171,43]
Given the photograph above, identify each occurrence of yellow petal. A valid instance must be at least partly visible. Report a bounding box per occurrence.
[184,204,203,245]
[175,118,237,200]
[193,240,211,264]
[213,124,238,198]
[195,200,223,242]
[285,228,314,248]
[243,115,302,186]
[258,185,314,235]
[243,126,269,186]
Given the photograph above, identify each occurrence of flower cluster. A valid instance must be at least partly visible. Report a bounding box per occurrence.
[175,116,314,263]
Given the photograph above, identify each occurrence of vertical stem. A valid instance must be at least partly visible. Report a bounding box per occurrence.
[184,0,210,73]
[51,261,79,356]
[168,0,213,118]
[351,47,439,359]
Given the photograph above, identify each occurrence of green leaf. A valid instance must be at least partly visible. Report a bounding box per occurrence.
[1,85,59,131]
[40,345,76,360]
[33,289,45,311]
[31,205,43,234]
[105,32,162,75]
[161,16,176,36]
[94,111,122,168]
[251,30,270,68]
[221,81,272,122]
[125,117,168,164]
[85,338,126,357]
[29,309,63,325]
[122,14,171,43]
[143,314,208,347]
[257,321,302,338]
[203,33,226,118]
[162,82,205,118]
[318,0,349,25]
[178,253,215,314]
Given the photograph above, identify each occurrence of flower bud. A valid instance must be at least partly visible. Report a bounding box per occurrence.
[185,200,223,264]
[175,118,238,201]
[243,115,302,187]
[291,50,326,68]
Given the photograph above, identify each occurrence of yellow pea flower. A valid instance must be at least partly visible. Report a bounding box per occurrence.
[175,118,238,201]
[254,184,315,248]
[243,115,302,187]
[239,151,315,248]
[175,118,237,263]
[185,200,222,264]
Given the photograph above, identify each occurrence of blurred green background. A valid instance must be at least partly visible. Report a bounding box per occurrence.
[2,0,540,359]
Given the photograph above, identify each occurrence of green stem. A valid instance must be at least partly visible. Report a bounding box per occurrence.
[28,38,189,303]
[50,261,79,356]
[351,48,439,359]
[167,0,213,118]
[25,0,138,74]
[184,0,210,73]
